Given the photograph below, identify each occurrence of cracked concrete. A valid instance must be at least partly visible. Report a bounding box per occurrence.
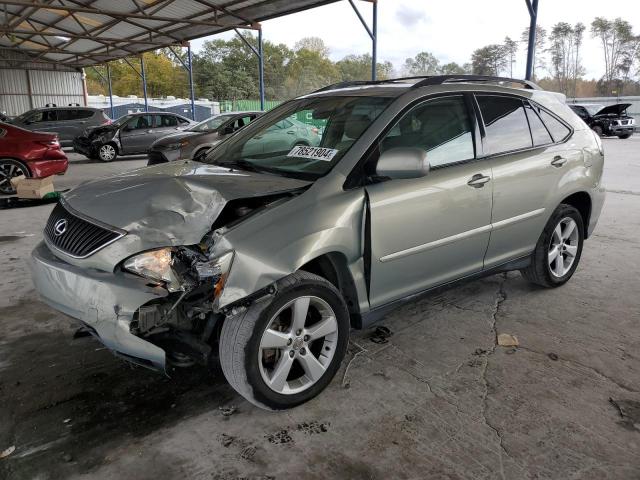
[1,138,640,479]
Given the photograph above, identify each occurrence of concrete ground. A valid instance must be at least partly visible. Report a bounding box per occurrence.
[1,140,639,480]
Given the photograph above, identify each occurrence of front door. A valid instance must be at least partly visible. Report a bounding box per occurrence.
[366,95,493,308]
[120,114,154,154]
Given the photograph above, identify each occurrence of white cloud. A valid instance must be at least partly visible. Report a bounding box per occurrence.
[191,0,640,80]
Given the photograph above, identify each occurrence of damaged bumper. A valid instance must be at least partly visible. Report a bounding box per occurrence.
[30,241,169,370]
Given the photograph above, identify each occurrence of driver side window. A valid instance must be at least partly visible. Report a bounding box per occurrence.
[380,96,474,168]
[126,115,152,130]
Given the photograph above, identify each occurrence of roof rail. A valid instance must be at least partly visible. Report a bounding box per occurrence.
[312,80,381,93]
[411,75,541,90]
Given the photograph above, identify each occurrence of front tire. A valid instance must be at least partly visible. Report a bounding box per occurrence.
[520,204,584,288]
[98,143,117,162]
[592,125,604,136]
[219,271,350,410]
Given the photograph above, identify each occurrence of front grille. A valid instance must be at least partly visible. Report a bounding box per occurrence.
[44,202,125,258]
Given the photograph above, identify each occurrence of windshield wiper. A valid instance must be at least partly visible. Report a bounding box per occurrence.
[216,159,263,173]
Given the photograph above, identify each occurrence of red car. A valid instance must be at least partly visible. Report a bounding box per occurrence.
[0,122,68,194]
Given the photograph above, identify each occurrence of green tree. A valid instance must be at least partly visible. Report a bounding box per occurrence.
[294,37,330,57]
[503,36,518,77]
[471,45,508,76]
[439,62,468,75]
[591,17,636,93]
[403,51,440,76]
[336,54,393,81]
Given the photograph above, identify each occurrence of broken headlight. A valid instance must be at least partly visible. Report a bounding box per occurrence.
[194,251,234,299]
[123,247,181,290]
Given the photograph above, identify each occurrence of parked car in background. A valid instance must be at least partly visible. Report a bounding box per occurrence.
[73,112,195,162]
[0,122,68,194]
[568,103,635,138]
[241,117,321,157]
[147,111,262,165]
[8,107,110,146]
[30,75,604,410]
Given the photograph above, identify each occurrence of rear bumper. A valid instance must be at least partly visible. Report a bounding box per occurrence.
[29,157,68,177]
[30,241,168,370]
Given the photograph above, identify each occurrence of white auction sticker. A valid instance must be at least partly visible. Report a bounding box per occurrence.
[287,145,338,162]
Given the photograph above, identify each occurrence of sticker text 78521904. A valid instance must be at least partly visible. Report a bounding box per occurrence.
[287,146,339,162]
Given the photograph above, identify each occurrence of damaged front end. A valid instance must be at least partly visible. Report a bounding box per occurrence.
[123,244,235,368]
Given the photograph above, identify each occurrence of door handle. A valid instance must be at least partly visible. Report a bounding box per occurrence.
[551,156,567,167]
[467,174,491,188]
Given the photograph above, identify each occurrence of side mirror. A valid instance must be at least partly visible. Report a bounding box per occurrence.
[376,147,429,179]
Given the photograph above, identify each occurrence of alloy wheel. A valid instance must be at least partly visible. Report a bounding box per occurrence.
[99,144,116,161]
[0,161,28,194]
[548,217,579,277]
[258,296,338,395]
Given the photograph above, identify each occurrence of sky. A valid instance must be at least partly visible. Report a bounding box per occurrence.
[190,0,640,80]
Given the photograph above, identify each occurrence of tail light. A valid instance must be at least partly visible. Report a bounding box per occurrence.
[102,118,112,125]
[36,138,60,148]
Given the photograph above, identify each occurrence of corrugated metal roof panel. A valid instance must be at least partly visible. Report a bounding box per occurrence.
[1,0,341,67]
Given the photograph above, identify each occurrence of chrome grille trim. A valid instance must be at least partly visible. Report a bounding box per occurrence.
[44,198,126,259]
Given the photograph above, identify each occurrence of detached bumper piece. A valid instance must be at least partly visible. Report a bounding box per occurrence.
[30,242,169,370]
[72,137,94,157]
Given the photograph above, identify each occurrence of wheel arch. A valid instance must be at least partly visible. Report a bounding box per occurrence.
[298,252,361,321]
[0,157,32,176]
[560,191,592,238]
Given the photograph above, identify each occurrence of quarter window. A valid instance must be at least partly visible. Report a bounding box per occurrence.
[536,107,571,142]
[524,102,553,146]
[380,96,474,168]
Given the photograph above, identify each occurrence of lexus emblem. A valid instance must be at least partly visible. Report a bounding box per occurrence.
[54,219,68,236]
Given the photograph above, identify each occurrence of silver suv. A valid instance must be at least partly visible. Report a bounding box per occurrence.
[30,76,605,410]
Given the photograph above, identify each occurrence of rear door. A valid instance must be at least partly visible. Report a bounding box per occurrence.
[54,109,79,143]
[479,95,577,268]
[366,94,493,308]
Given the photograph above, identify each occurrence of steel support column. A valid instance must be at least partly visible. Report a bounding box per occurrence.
[234,26,265,110]
[525,0,539,80]
[106,63,114,119]
[140,56,148,112]
[168,44,197,119]
[258,28,265,110]
[348,0,377,80]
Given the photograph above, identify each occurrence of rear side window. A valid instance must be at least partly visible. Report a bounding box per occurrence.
[177,117,190,126]
[57,109,74,121]
[158,115,178,127]
[381,95,474,168]
[536,107,571,142]
[75,110,94,120]
[476,95,532,155]
[524,102,553,146]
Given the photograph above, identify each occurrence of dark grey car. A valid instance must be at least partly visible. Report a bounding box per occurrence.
[73,112,195,162]
[147,112,261,165]
[10,106,110,147]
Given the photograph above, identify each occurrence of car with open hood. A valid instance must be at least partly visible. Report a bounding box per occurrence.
[568,103,635,138]
[73,112,195,162]
[30,75,605,410]
[147,112,262,165]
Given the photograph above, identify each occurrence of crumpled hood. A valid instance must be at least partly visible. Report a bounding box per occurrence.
[62,161,310,251]
[594,103,631,117]
[86,124,117,139]
[151,130,209,147]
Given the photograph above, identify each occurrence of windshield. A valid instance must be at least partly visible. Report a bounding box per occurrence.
[190,114,236,132]
[205,96,393,179]
[112,114,135,127]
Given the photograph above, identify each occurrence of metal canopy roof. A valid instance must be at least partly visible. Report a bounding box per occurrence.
[0,0,342,68]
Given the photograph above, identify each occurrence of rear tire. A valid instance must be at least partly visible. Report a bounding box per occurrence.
[520,204,584,288]
[0,159,30,195]
[617,133,632,139]
[98,143,117,162]
[193,148,209,162]
[592,125,603,136]
[219,271,350,410]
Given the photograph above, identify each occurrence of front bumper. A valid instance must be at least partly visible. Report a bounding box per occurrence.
[30,241,168,370]
[72,137,96,157]
[147,148,181,165]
